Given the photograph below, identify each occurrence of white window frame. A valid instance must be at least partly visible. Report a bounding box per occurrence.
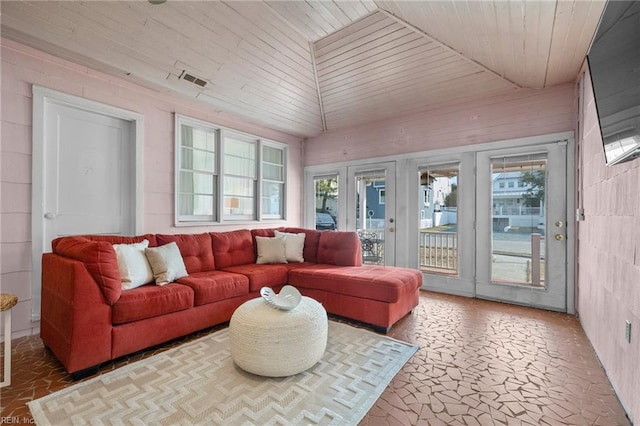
[175,114,288,225]
[175,115,219,224]
[261,140,288,220]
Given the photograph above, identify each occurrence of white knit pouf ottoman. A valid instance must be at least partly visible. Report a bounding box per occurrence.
[229,296,328,377]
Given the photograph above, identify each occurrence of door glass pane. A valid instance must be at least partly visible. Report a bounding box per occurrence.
[418,165,459,276]
[356,173,385,265]
[314,176,338,230]
[491,154,547,287]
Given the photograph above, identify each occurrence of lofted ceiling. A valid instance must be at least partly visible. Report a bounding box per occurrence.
[1,1,606,138]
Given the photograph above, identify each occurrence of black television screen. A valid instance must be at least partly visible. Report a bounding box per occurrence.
[587,0,640,166]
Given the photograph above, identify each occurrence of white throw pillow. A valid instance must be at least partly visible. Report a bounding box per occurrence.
[274,231,306,263]
[255,236,288,264]
[144,242,188,285]
[113,240,154,290]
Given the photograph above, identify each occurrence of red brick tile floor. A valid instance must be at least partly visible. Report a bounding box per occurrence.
[1,291,632,425]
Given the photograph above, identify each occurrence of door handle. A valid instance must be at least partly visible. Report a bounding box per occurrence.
[554,234,564,241]
[44,212,56,219]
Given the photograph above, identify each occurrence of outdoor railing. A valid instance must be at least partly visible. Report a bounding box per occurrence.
[492,206,542,216]
[419,231,457,271]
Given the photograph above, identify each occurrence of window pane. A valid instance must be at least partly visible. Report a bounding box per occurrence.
[262,181,283,216]
[224,176,255,218]
[225,138,256,178]
[263,145,283,165]
[491,155,547,287]
[181,124,215,151]
[178,194,214,216]
[314,176,338,230]
[181,148,215,172]
[179,172,213,194]
[263,163,283,181]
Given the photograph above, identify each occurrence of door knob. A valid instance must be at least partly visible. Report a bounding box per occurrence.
[555,220,564,227]
[44,212,56,219]
[554,234,564,241]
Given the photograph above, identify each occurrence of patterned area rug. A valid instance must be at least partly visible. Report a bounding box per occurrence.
[28,321,418,425]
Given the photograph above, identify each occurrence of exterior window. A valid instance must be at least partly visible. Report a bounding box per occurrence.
[508,181,515,188]
[262,144,286,219]
[379,189,386,204]
[176,117,218,222]
[499,182,505,188]
[175,115,287,225]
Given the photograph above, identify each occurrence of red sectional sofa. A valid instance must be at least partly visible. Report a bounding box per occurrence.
[41,228,422,378]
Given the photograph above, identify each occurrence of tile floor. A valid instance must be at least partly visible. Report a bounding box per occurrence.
[1,291,632,425]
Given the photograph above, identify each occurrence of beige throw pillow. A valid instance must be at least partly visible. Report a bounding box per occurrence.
[274,230,306,263]
[255,236,288,264]
[113,239,154,290]
[145,242,188,285]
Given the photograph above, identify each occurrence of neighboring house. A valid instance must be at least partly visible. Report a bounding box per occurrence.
[492,171,545,232]
[420,175,455,229]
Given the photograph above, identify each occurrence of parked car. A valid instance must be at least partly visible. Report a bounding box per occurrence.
[316,212,336,230]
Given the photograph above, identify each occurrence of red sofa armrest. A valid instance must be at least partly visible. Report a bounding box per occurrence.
[41,253,112,374]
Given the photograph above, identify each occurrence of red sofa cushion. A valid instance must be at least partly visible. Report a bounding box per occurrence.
[250,228,277,238]
[317,231,362,266]
[288,265,422,303]
[222,264,289,292]
[111,283,194,325]
[282,227,321,263]
[157,233,214,273]
[210,230,255,269]
[52,237,122,305]
[176,271,249,305]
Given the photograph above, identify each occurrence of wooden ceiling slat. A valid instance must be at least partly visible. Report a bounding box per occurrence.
[315,27,421,74]
[324,66,504,111]
[318,41,444,93]
[324,75,511,128]
[323,63,491,109]
[320,50,460,97]
[314,12,389,55]
[545,1,606,87]
[316,32,425,79]
[185,2,316,87]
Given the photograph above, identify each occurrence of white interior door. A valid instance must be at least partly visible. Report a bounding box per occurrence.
[475,142,568,311]
[44,103,135,240]
[347,162,396,265]
[32,86,143,321]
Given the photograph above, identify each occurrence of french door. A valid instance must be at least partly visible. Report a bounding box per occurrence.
[306,162,397,266]
[413,153,476,296]
[475,142,568,311]
[347,163,396,265]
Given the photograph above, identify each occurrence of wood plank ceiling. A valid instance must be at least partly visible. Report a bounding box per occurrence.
[1,1,606,138]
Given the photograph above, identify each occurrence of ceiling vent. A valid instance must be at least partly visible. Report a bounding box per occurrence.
[179,70,208,88]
